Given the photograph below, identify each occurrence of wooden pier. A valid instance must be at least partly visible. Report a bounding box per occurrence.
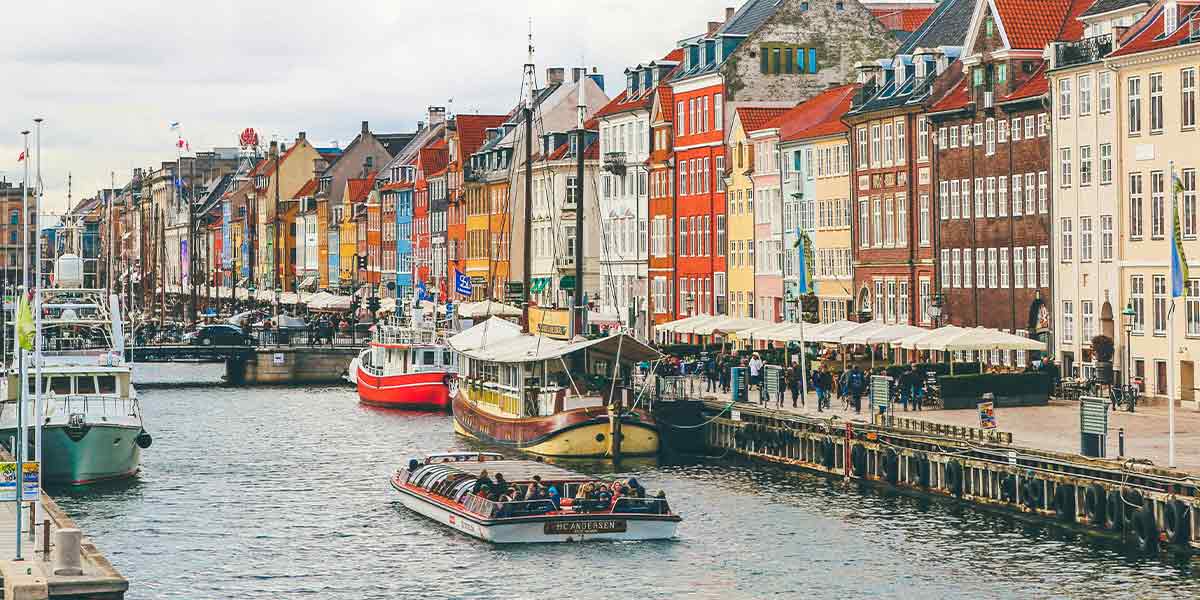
[693,397,1200,553]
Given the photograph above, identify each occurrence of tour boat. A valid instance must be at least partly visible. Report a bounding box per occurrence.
[391,452,680,543]
[448,318,661,458]
[354,310,458,411]
[2,287,151,485]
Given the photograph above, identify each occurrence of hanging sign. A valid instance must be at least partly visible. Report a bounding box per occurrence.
[0,463,39,501]
[978,401,997,430]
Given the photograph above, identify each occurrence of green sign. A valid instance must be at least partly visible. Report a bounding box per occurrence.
[871,375,891,409]
[764,365,784,395]
[1080,396,1108,435]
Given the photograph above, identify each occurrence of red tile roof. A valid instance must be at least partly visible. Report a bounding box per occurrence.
[778,84,860,142]
[346,174,376,203]
[871,7,936,32]
[454,114,508,160]
[656,87,675,123]
[993,0,1091,49]
[1002,64,1049,102]
[292,177,317,199]
[584,139,599,160]
[418,145,449,176]
[1109,4,1200,58]
[381,181,412,192]
[738,106,792,133]
[929,75,971,113]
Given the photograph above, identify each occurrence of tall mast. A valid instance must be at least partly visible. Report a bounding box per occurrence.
[573,67,587,339]
[520,21,535,333]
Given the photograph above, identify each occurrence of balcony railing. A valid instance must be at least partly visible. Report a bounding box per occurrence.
[555,255,576,270]
[1053,34,1113,69]
[603,152,627,175]
[463,166,484,183]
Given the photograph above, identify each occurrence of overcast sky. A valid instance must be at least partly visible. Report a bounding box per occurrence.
[2,0,927,213]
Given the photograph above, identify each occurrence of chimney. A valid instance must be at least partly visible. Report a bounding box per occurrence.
[361,120,369,134]
[571,67,588,83]
[725,7,735,21]
[428,106,447,126]
[270,140,278,157]
[417,121,426,131]
[546,67,566,85]
[296,131,306,144]
[708,21,722,35]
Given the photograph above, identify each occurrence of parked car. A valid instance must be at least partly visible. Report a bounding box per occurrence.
[184,324,253,346]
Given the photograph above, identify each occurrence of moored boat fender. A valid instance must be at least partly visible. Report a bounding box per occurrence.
[135,430,153,449]
[944,460,964,496]
[850,444,867,476]
[1104,490,1123,531]
[1084,484,1106,524]
[1163,500,1191,545]
[916,455,931,488]
[1132,507,1160,553]
[820,438,836,469]
[1000,474,1018,503]
[1053,484,1076,522]
[1021,479,1044,510]
[1122,490,1144,531]
[881,449,899,485]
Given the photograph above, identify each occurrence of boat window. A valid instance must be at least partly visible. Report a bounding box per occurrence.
[51,377,72,395]
[443,351,453,366]
[422,351,436,366]
[76,377,97,394]
[97,376,117,394]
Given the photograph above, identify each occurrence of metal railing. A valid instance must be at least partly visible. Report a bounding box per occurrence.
[1053,34,1113,68]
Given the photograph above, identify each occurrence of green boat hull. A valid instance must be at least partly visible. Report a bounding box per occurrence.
[0,424,142,485]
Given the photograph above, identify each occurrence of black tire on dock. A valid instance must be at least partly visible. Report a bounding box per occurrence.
[821,438,836,469]
[944,460,963,496]
[851,444,867,476]
[1164,500,1190,545]
[1000,474,1018,503]
[1084,484,1106,525]
[916,455,931,488]
[1105,490,1123,530]
[1053,484,1076,522]
[882,449,899,485]
[1122,491,1144,531]
[1132,508,1160,553]
[1022,479,1044,510]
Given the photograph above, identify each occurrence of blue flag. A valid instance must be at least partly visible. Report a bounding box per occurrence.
[417,280,432,302]
[795,228,809,295]
[454,269,473,297]
[1173,172,1190,298]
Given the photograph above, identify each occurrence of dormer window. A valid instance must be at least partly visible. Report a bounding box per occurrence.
[705,40,716,66]
[689,44,700,70]
[915,59,926,79]
[643,69,652,90]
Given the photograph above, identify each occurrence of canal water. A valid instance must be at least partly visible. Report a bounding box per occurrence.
[49,365,1200,599]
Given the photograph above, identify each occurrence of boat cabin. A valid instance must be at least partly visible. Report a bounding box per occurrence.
[362,321,458,378]
[5,369,132,401]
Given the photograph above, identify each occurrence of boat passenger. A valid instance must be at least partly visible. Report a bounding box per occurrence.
[472,470,493,495]
[494,473,508,492]
[596,485,613,507]
[627,478,645,498]
[547,486,560,510]
[408,459,420,473]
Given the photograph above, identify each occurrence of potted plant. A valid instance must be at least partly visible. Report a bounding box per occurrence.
[1092,334,1115,383]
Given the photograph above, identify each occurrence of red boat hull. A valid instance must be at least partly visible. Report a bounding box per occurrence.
[357,368,451,411]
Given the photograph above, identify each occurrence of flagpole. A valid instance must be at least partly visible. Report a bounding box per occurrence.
[15,129,29,560]
[1169,161,1179,468]
[797,227,809,405]
[33,118,44,530]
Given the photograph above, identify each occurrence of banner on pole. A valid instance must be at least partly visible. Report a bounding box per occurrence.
[0,463,39,501]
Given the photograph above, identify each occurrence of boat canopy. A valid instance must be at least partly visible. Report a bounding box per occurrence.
[449,319,661,365]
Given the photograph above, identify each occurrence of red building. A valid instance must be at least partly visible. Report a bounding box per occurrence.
[648,85,677,329]
[445,114,506,291]
[413,141,448,287]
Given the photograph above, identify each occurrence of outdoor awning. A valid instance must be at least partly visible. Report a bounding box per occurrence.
[559,275,575,291]
[299,276,317,290]
[838,320,895,345]
[941,327,1047,352]
[807,320,866,343]
[696,317,773,336]
[902,325,966,351]
[656,314,714,334]
[279,292,300,305]
[450,319,660,365]
[458,300,522,319]
[669,314,725,335]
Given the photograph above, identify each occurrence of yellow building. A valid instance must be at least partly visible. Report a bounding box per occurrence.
[251,133,321,292]
[805,133,853,323]
[725,112,758,318]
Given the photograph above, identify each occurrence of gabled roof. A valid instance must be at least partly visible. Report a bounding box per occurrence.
[1109,3,1199,58]
[596,49,683,119]
[718,0,779,36]
[454,114,509,160]
[292,178,318,200]
[871,7,937,32]
[346,175,377,204]
[656,87,676,123]
[418,144,450,176]
[778,84,860,142]
[1081,0,1150,18]
[927,75,971,113]
[737,106,791,133]
[897,0,976,54]
[990,0,1090,50]
[1002,64,1049,102]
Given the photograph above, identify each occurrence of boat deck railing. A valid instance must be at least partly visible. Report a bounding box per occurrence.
[0,394,140,422]
[373,326,445,347]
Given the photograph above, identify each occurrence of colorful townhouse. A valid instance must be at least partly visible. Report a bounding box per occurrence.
[414,141,449,289]
[777,83,859,323]
[1105,0,1200,404]
[595,49,682,336]
[446,114,507,300]
[648,83,677,334]
[383,172,414,300]
[728,107,788,321]
[725,107,757,319]
[666,0,903,320]
[428,164,448,296]
[845,0,975,326]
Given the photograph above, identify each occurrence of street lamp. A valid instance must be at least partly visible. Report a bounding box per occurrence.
[1122,303,1136,387]
[930,293,945,328]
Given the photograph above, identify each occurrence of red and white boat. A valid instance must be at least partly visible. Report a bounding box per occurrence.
[351,317,458,411]
[391,452,681,543]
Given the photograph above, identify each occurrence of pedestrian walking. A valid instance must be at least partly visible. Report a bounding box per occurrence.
[847,365,866,414]
[788,360,804,408]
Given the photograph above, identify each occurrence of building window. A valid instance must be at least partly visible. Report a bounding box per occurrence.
[717,215,726,257]
[1079,145,1092,186]
[1185,169,1197,238]
[974,122,983,146]
[871,124,881,167]
[859,199,869,248]
[1184,68,1197,129]
[1060,147,1072,187]
[1063,301,1074,343]
[950,179,961,219]
[985,118,995,155]
[872,198,882,248]
[917,116,929,161]
[1130,172,1144,239]
[897,193,907,246]
[998,174,1008,216]
[962,178,972,218]
[1151,171,1166,239]
[1154,274,1168,335]
[1000,247,1010,288]
[1129,76,1142,135]
[975,176,984,218]
[1150,72,1164,133]
[1027,246,1038,289]
[1025,115,1035,139]
[1101,215,1114,261]
[1038,113,1048,137]
[951,249,961,288]
[1080,216,1092,262]
[988,247,998,288]
[1061,217,1073,261]
[963,248,973,288]
[895,119,906,165]
[1059,78,1072,118]
[976,248,986,289]
[1188,279,1200,336]
[986,177,996,217]
[920,279,931,324]
[1100,143,1112,185]
[1078,73,1092,115]
[1131,275,1145,333]
[949,125,959,148]
[941,250,951,289]
[1099,71,1112,113]
[1038,172,1048,214]
[1014,247,1024,289]
[919,194,930,246]
[857,127,868,168]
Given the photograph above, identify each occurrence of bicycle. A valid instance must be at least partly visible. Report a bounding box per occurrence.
[1110,384,1140,413]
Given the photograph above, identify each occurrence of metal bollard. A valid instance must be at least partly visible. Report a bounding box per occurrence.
[1118,428,1125,458]
[52,529,83,576]
[41,520,49,561]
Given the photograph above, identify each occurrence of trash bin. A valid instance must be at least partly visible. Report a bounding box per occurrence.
[731,367,748,403]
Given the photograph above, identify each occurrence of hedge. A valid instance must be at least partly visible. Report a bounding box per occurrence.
[885,362,981,379]
[938,372,1054,399]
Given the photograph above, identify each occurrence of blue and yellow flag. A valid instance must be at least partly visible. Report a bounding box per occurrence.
[1173,172,1190,298]
[15,291,34,351]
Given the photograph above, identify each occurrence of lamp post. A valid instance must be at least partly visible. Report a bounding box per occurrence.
[1122,303,1136,388]
[930,293,945,328]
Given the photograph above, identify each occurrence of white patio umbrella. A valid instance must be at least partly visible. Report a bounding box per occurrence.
[942,327,1047,352]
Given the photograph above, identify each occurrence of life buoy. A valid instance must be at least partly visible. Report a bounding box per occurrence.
[1000,474,1017,503]
[881,449,899,485]
[1132,508,1160,553]
[1022,479,1044,510]
[1084,485,1106,525]
[917,456,931,488]
[1164,500,1190,545]
[1104,490,1123,531]
[944,461,963,496]
[1053,485,1075,522]
[820,438,836,468]
[851,444,867,476]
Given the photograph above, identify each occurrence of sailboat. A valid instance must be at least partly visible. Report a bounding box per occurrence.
[449,44,660,459]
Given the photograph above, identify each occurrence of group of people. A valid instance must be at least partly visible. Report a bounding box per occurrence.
[472,471,562,509]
